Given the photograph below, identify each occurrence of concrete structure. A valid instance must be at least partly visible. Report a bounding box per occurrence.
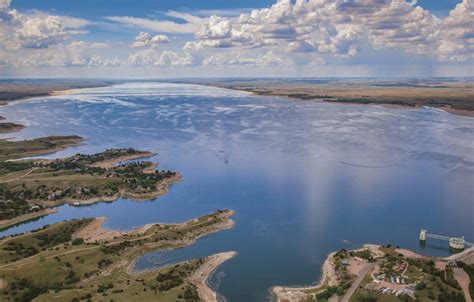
[419,229,426,241]
[419,229,473,250]
[450,237,466,250]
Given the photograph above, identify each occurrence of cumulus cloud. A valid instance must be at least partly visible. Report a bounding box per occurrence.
[191,0,474,62]
[128,49,192,66]
[131,32,170,49]
[0,0,90,50]
[436,0,474,61]
[203,50,290,66]
[14,15,70,49]
[7,41,112,67]
[1,0,473,71]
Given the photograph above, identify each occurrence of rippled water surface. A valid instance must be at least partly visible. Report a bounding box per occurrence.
[1,83,473,301]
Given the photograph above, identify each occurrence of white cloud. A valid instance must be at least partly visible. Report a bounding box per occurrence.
[0,1,89,50]
[0,0,11,10]
[436,0,474,61]
[4,41,113,67]
[131,32,170,49]
[1,0,473,72]
[14,15,70,49]
[203,50,290,66]
[105,11,205,34]
[128,49,192,66]
[285,40,315,52]
[191,0,474,62]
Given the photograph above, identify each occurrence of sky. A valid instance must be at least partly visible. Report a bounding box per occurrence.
[0,0,472,78]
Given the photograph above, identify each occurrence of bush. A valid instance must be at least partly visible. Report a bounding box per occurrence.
[71,238,84,246]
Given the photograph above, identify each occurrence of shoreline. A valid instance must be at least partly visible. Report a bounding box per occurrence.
[188,251,237,302]
[0,208,58,230]
[0,82,113,134]
[74,216,156,243]
[32,172,182,211]
[271,244,472,302]
[216,85,474,118]
[89,151,157,169]
[0,81,112,105]
[126,209,236,275]
[271,251,337,302]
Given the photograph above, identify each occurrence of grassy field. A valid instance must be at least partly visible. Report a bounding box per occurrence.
[200,78,474,116]
[0,209,234,301]
[0,136,83,162]
[0,80,113,104]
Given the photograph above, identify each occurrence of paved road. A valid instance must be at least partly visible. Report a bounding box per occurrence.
[342,263,376,302]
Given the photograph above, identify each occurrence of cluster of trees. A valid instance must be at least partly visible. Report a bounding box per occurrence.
[178,284,200,301]
[0,161,34,174]
[34,220,91,248]
[154,262,199,292]
[100,240,133,255]
[7,278,48,302]
[3,242,39,259]
[65,148,141,165]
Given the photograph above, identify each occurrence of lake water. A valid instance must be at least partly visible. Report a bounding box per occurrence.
[1,82,473,301]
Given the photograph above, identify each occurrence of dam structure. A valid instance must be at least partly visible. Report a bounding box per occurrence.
[420,229,474,250]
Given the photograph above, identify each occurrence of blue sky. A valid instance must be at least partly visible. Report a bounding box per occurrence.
[1,0,472,78]
[10,0,461,16]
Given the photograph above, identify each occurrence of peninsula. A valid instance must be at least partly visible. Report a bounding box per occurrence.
[185,78,474,117]
[0,142,180,228]
[0,209,236,301]
[272,244,473,302]
[0,79,114,105]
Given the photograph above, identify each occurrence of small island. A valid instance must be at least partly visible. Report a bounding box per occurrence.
[0,209,236,301]
[272,244,473,302]
[0,119,25,133]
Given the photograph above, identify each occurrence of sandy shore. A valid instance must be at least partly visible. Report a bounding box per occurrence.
[441,106,474,117]
[74,216,155,243]
[272,244,393,302]
[395,248,427,259]
[188,251,237,302]
[272,251,338,302]
[0,208,58,230]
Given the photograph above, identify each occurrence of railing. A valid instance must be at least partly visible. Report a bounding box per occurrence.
[425,233,474,247]
[425,234,451,241]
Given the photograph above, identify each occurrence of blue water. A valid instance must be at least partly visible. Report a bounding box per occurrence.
[1,82,473,301]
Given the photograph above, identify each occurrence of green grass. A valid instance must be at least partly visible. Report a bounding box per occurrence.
[0,136,83,162]
[0,219,92,264]
[350,289,399,302]
[0,210,233,301]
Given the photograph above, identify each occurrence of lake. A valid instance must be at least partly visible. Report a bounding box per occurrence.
[1,82,472,301]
